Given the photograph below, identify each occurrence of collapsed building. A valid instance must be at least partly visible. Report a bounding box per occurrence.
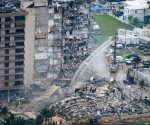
[54,78,149,120]
[49,0,90,82]
[34,0,91,86]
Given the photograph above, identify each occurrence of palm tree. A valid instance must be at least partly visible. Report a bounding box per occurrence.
[41,108,51,125]
[132,55,141,82]
[139,80,145,100]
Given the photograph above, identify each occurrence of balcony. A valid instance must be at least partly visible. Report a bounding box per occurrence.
[0,44,5,48]
[1,46,24,50]
[5,17,13,22]
[4,37,10,42]
[16,42,24,47]
[0,46,15,50]
[0,49,14,56]
[0,75,15,82]
[0,42,24,49]
[15,22,25,28]
[0,68,23,76]
[15,68,24,74]
[0,72,24,77]
[15,55,24,60]
[0,85,24,91]
[0,52,24,57]
[5,24,11,29]
[0,64,24,70]
[0,17,25,25]
[15,36,25,41]
[13,81,24,87]
[0,70,5,76]
[0,32,25,37]
[15,47,24,53]
[0,57,24,63]
[15,16,25,21]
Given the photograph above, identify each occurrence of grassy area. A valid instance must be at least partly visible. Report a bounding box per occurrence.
[119,48,132,58]
[137,122,150,125]
[118,47,144,59]
[131,47,143,56]
[93,14,133,44]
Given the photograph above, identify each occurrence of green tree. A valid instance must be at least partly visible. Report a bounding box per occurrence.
[144,16,150,24]
[0,106,8,115]
[128,15,133,22]
[0,105,34,125]
[35,114,44,125]
[41,107,55,125]
[132,17,138,26]
[129,17,144,28]
[3,117,34,125]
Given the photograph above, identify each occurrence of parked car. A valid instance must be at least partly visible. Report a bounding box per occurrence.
[125,58,133,65]
[116,56,124,63]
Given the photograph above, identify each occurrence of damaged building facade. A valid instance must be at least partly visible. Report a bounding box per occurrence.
[0,0,91,98]
[34,0,90,86]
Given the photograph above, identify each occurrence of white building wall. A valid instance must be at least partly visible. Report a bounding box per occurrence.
[134,28,148,36]
[118,35,139,45]
[24,8,35,88]
[143,26,150,37]
[124,0,150,22]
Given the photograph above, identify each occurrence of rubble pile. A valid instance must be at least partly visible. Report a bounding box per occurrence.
[55,78,148,120]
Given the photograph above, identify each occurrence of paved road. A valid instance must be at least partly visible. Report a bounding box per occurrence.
[71,37,126,87]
